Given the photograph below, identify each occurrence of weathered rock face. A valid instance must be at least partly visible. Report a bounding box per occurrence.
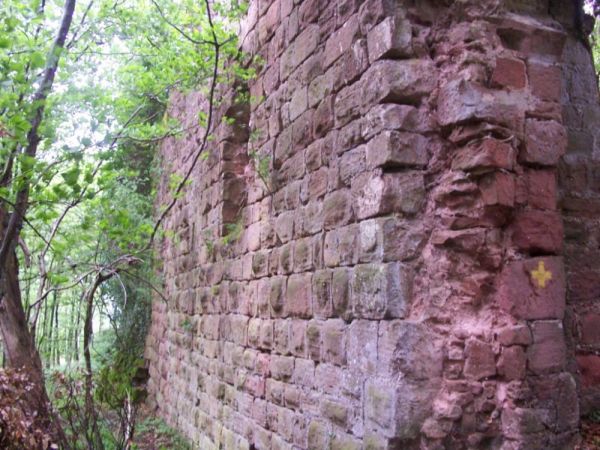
[144,0,599,448]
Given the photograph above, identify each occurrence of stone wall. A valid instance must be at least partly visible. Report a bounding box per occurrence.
[144,1,599,448]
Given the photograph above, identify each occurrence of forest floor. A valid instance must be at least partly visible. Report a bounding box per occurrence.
[129,406,191,450]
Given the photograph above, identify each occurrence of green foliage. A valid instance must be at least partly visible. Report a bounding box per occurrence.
[96,353,146,409]
[1,0,252,447]
[134,416,192,450]
[249,149,271,190]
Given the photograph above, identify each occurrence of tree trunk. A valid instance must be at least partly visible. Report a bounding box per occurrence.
[0,244,58,434]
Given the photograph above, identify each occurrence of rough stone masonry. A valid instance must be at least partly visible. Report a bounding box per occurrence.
[144,0,600,448]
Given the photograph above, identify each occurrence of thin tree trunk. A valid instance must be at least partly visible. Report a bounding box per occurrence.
[53,296,59,366]
[74,295,82,363]
[83,273,109,450]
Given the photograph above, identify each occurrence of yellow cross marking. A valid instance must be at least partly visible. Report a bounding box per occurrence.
[531,261,552,288]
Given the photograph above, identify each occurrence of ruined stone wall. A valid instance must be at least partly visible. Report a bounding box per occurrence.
[559,20,600,414]
[144,1,598,448]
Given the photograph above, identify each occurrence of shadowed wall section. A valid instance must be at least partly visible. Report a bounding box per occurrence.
[144,1,599,448]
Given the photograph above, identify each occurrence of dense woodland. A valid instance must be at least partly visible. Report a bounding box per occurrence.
[0,0,598,449]
[0,0,254,448]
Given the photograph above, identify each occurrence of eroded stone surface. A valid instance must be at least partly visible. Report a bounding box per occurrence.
[144,0,592,448]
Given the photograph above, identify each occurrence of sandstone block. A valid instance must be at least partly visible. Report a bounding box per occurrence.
[306,320,321,361]
[347,320,378,374]
[452,138,515,172]
[362,104,424,139]
[490,57,527,89]
[497,325,532,346]
[323,190,354,229]
[366,131,429,169]
[378,321,443,379]
[522,119,567,166]
[307,420,330,450]
[464,338,496,380]
[280,25,319,80]
[322,319,346,365]
[324,15,360,68]
[497,257,565,320]
[526,169,557,210]
[528,62,561,102]
[437,79,524,130]
[365,378,438,439]
[367,16,412,62]
[352,171,425,219]
[479,172,515,207]
[285,273,312,318]
[577,354,600,387]
[269,276,286,317]
[358,0,396,34]
[363,59,436,105]
[312,270,333,318]
[324,225,358,267]
[580,313,600,346]
[501,407,545,439]
[332,268,352,320]
[289,319,306,357]
[527,320,566,374]
[498,346,526,380]
[352,262,412,319]
[511,210,563,253]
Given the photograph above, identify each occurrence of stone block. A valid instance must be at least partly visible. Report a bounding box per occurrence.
[362,104,425,139]
[522,119,567,166]
[378,321,443,379]
[526,169,556,210]
[479,172,515,207]
[322,319,346,365]
[580,313,600,346]
[324,15,360,68]
[501,407,545,439]
[464,338,496,380]
[527,320,566,374]
[347,320,378,374]
[497,257,565,320]
[367,16,412,62]
[306,320,321,361]
[321,398,349,428]
[497,325,532,346]
[490,57,527,89]
[577,354,600,387]
[307,420,330,450]
[289,319,306,357]
[269,276,286,317]
[366,131,429,169]
[285,273,312,318]
[452,138,516,172]
[511,210,563,253]
[280,25,320,80]
[332,268,352,320]
[323,190,354,230]
[313,96,334,139]
[363,59,437,105]
[528,62,561,102]
[437,79,524,130]
[312,270,333,318]
[364,378,438,439]
[323,225,358,267]
[358,0,396,34]
[352,262,412,319]
[498,346,526,380]
[352,171,425,219]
